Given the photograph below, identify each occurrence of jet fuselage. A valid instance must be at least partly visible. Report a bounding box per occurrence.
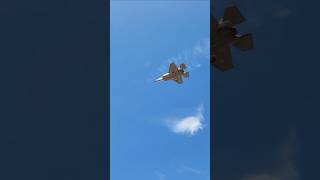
[156,63,189,84]
[160,69,188,82]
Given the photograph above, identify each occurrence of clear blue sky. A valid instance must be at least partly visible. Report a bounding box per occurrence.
[111,1,210,180]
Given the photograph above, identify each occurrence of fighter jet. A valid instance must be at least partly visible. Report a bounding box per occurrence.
[155,63,189,84]
[211,6,254,71]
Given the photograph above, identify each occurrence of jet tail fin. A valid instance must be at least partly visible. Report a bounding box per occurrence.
[223,6,246,26]
[182,72,189,78]
[233,33,253,51]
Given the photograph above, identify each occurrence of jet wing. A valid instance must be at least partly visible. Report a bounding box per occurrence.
[223,6,246,26]
[233,33,253,51]
[213,45,234,71]
[174,75,183,84]
[169,63,178,74]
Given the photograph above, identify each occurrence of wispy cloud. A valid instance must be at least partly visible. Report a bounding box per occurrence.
[179,165,201,174]
[167,38,210,71]
[147,38,209,83]
[166,104,204,136]
[272,8,292,19]
[242,129,299,180]
[176,165,210,180]
[154,38,209,73]
[244,6,293,29]
[155,171,167,180]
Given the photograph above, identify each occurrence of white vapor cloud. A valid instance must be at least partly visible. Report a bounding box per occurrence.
[166,104,204,136]
[242,130,299,180]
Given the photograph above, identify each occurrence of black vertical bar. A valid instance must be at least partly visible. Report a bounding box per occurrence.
[105,0,110,179]
[210,0,214,179]
[0,0,110,179]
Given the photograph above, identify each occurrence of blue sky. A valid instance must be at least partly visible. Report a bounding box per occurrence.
[111,1,210,180]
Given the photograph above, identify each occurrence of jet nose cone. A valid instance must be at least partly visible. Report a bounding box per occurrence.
[155,77,163,82]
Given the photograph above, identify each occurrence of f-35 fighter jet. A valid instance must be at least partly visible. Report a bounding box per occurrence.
[156,63,189,84]
[211,6,254,71]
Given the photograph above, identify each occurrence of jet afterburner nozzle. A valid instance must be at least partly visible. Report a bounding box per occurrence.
[183,72,189,78]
